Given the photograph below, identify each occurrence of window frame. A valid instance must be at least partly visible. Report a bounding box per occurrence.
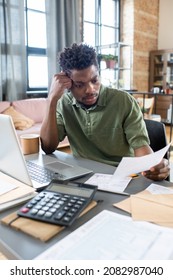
[24,0,48,93]
[83,0,120,48]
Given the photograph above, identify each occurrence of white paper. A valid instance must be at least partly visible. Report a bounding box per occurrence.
[113,143,171,179]
[85,173,130,194]
[146,183,173,194]
[0,180,17,196]
[35,210,173,260]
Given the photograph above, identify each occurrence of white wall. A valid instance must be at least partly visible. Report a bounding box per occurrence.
[158,0,173,49]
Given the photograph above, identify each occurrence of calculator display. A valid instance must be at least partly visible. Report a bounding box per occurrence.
[47,183,94,198]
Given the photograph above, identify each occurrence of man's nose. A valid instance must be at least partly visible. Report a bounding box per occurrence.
[85,82,94,93]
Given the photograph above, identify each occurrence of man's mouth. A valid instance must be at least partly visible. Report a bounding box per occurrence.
[83,93,98,103]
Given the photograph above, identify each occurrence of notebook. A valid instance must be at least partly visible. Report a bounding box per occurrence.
[0,115,92,190]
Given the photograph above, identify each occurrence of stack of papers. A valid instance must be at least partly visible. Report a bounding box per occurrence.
[114,183,173,228]
[0,172,36,212]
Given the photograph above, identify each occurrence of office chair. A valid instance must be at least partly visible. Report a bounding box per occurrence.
[144,119,170,180]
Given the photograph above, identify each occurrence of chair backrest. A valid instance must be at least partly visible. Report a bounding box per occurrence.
[144,119,169,181]
[144,119,169,159]
[137,97,154,115]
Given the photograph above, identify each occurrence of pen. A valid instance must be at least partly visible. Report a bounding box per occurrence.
[130,173,139,179]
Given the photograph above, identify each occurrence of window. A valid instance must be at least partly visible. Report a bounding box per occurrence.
[24,0,48,92]
[83,0,120,47]
[24,0,120,92]
[83,0,121,87]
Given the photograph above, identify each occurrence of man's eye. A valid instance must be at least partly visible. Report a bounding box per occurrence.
[74,84,83,88]
[92,78,99,84]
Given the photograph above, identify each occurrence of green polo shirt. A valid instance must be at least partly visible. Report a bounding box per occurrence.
[56,85,149,166]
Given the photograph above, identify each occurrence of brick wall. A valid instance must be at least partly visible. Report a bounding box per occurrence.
[121,0,159,91]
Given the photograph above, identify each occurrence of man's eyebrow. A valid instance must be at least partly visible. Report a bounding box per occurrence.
[73,75,98,83]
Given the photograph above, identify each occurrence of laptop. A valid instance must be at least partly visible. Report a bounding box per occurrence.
[0,115,93,190]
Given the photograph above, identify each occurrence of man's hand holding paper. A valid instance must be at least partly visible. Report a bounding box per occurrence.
[113,143,171,180]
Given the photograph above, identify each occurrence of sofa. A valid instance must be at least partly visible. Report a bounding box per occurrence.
[0,98,69,149]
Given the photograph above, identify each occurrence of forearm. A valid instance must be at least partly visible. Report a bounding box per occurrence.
[40,73,72,154]
[40,97,59,154]
[134,145,153,157]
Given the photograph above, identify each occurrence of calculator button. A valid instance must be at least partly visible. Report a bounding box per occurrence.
[67,203,73,207]
[30,208,38,215]
[50,199,57,204]
[80,198,86,202]
[39,193,46,198]
[63,206,70,211]
[54,210,66,220]
[77,201,84,205]
[35,205,42,210]
[63,216,71,222]
[20,207,29,213]
[71,208,78,213]
[74,204,80,209]
[44,212,53,218]
[54,204,61,209]
[35,196,42,201]
[66,212,74,217]
[26,204,33,208]
[49,208,57,213]
[40,201,46,206]
[30,200,37,205]
[57,201,64,205]
[64,195,70,198]
[37,210,45,216]
[42,206,49,211]
[47,202,53,207]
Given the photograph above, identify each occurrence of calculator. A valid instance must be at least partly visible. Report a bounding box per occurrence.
[17,180,97,226]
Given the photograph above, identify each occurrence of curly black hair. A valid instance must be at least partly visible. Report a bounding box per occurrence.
[58,43,98,75]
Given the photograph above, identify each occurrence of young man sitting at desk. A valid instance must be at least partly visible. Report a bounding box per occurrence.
[40,43,170,182]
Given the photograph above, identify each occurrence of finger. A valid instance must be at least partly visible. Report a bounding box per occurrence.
[150,158,169,172]
[142,165,170,181]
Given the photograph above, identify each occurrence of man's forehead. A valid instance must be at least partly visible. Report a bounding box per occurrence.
[71,67,99,82]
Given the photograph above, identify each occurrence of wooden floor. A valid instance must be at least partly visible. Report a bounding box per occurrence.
[165,125,173,161]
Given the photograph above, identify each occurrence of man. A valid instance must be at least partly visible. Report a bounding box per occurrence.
[40,43,170,181]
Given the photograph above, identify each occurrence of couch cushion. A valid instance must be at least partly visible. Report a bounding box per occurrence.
[3,106,35,130]
[0,101,11,113]
[12,98,48,123]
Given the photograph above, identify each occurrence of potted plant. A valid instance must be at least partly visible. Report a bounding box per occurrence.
[98,54,118,69]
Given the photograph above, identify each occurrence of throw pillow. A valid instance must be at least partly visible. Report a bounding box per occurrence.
[3,106,35,130]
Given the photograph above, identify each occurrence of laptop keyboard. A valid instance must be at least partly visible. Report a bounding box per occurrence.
[26,160,55,184]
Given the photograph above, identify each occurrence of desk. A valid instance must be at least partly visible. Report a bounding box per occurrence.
[0,151,172,260]
[130,92,173,142]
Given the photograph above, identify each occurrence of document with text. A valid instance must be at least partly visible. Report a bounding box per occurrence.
[35,210,173,260]
[113,143,171,179]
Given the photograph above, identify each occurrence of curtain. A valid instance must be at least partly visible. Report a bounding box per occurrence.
[0,0,26,101]
[0,0,82,100]
[46,0,82,90]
